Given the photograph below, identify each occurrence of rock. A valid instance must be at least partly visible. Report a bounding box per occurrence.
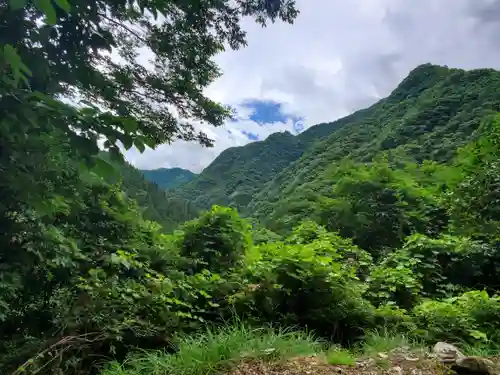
[356,358,376,368]
[454,356,497,375]
[433,342,465,363]
[404,355,419,362]
[378,352,389,359]
[390,366,403,375]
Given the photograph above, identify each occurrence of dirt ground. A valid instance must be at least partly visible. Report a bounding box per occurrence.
[229,353,500,375]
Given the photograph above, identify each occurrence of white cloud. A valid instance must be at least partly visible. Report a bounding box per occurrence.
[126,0,500,172]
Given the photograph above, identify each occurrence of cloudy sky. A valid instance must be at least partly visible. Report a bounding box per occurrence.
[125,0,500,173]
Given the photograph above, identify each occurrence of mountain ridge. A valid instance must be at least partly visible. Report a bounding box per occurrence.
[124,63,500,233]
[141,167,197,190]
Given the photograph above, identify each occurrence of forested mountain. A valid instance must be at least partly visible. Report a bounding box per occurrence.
[173,64,500,227]
[248,64,500,228]
[172,119,344,210]
[171,131,306,209]
[141,167,197,189]
[98,154,201,231]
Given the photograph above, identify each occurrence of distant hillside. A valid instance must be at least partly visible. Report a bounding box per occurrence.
[163,64,500,231]
[247,64,500,229]
[100,154,201,232]
[141,167,196,189]
[172,123,342,211]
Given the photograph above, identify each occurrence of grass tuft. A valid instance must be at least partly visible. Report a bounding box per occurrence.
[360,329,424,356]
[461,342,500,357]
[102,324,322,375]
[324,347,356,366]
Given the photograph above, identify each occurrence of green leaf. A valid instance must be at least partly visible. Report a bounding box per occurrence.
[122,117,138,133]
[9,0,27,10]
[35,0,58,25]
[54,0,71,12]
[135,139,146,153]
[3,44,21,69]
[92,157,116,177]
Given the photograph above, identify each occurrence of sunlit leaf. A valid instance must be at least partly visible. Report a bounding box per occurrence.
[54,0,71,12]
[35,0,58,24]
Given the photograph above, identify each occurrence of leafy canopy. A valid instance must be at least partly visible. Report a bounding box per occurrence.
[2,0,298,162]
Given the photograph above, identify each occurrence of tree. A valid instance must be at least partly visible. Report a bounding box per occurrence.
[2,0,299,158]
[178,206,252,274]
[317,158,447,256]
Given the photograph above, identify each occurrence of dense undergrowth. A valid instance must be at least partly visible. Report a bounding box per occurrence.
[2,1,500,375]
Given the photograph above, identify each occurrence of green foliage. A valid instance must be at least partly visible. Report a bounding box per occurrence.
[358,329,425,357]
[448,114,500,242]
[412,291,500,345]
[102,154,201,232]
[232,224,374,343]
[0,1,301,371]
[178,206,252,275]
[325,347,356,366]
[366,234,485,308]
[2,0,299,159]
[102,324,321,375]
[173,131,308,211]
[248,65,500,226]
[6,3,500,369]
[141,168,197,190]
[315,158,447,255]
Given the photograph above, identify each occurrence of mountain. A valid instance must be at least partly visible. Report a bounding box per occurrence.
[100,154,201,231]
[171,64,500,229]
[247,64,500,229]
[141,167,197,189]
[171,122,343,210]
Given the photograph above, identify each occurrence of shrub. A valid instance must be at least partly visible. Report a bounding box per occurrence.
[366,234,490,308]
[178,206,252,275]
[231,231,374,343]
[412,290,500,344]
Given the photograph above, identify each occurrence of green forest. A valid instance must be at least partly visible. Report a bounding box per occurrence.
[2,1,500,375]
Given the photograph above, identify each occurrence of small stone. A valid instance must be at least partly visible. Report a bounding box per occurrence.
[378,352,389,359]
[390,365,403,375]
[404,356,419,362]
[432,342,465,363]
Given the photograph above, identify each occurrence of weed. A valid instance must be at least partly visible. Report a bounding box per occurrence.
[102,324,322,375]
[325,347,356,366]
[360,329,425,356]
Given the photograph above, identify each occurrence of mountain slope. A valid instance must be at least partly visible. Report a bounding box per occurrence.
[170,64,500,229]
[141,167,196,189]
[171,131,305,210]
[100,154,201,231]
[246,64,500,228]
[172,120,345,211]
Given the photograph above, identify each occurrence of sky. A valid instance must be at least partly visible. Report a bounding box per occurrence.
[125,0,500,173]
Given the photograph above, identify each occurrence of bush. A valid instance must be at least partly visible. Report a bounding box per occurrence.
[412,290,500,344]
[178,206,252,275]
[366,234,490,308]
[231,227,374,343]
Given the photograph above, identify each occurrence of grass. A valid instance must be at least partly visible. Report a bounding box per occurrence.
[324,347,356,366]
[461,342,500,357]
[359,329,425,356]
[102,324,322,375]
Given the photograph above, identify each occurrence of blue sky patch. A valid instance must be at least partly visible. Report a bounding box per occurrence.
[242,131,260,141]
[242,99,304,125]
[237,99,305,141]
